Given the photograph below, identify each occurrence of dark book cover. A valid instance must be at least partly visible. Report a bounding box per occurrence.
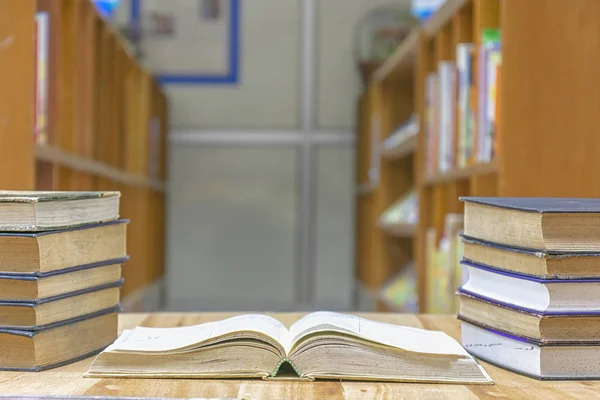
[0,279,123,306]
[0,305,119,337]
[458,286,600,316]
[461,234,600,258]
[0,303,122,332]
[461,259,600,283]
[459,196,600,213]
[0,256,129,278]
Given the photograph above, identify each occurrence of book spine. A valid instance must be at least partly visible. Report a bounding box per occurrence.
[457,44,474,169]
[34,12,49,145]
[486,46,502,161]
[438,64,447,173]
[495,63,502,158]
[438,62,455,173]
[477,43,487,163]
[467,48,478,165]
[34,14,38,142]
[425,73,438,177]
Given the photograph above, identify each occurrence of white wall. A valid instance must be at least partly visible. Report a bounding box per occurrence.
[317,0,411,130]
[117,0,410,130]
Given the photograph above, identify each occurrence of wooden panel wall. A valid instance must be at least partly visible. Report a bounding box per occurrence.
[0,0,35,189]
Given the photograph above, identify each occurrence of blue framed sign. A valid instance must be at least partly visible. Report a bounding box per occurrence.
[130,0,240,85]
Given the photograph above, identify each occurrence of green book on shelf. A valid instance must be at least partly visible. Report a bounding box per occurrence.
[86,312,493,384]
[0,191,120,231]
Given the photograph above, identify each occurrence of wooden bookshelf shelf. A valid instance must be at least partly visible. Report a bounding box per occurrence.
[379,222,417,238]
[35,145,166,192]
[373,30,420,84]
[422,0,469,37]
[356,0,600,313]
[3,0,169,304]
[381,134,418,161]
[423,161,497,185]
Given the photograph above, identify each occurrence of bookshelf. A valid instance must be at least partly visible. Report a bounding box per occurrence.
[356,0,600,312]
[2,0,168,304]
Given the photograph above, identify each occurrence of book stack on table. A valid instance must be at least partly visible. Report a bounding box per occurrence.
[0,191,127,372]
[458,197,600,380]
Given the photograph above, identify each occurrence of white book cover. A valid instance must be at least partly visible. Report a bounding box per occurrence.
[438,62,455,172]
[35,12,49,145]
[456,44,474,168]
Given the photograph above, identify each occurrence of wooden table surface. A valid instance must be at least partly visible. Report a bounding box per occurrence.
[0,312,597,399]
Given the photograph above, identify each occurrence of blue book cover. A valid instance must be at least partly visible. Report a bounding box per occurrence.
[457,287,600,317]
[459,197,600,213]
[461,259,600,283]
[461,234,600,258]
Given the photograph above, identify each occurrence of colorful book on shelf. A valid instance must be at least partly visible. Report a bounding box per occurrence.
[379,189,418,227]
[477,28,501,163]
[382,114,419,151]
[86,311,493,383]
[460,197,600,252]
[456,43,474,168]
[438,61,456,172]
[444,214,464,313]
[34,12,49,145]
[495,63,502,158]
[425,227,446,313]
[468,47,478,165]
[425,73,438,176]
[461,319,600,380]
[380,263,418,313]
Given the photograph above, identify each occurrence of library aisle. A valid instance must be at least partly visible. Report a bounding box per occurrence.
[4,0,600,316]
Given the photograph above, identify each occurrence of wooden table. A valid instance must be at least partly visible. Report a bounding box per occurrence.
[0,313,597,399]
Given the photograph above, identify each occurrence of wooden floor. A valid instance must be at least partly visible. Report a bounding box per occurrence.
[0,312,597,399]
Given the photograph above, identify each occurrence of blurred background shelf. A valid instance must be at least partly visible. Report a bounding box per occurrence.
[355,0,600,313]
[379,222,417,238]
[4,0,168,307]
[35,144,166,192]
[423,161,497,185]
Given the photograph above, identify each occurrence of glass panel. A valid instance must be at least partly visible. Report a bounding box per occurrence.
[314,145,355,310]
[166,144,299,311]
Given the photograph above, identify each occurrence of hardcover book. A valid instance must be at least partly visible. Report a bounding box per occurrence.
[462,235,600,278]
[86,312,492,384]
[0,284,121,330]
[0,191,120,231]
[460,260,600,314]
[461,197,600,251]
[0,308,118,371]
[0,220,127,275]
[462,320,600,379]
[0,258,126,301]
[458,291,600,343]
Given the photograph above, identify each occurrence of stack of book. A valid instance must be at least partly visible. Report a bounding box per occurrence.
[0,191,127,372]
[458,197,600,379]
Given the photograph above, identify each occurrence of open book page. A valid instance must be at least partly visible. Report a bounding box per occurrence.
[288,312,469,356]
[107,314,290,353]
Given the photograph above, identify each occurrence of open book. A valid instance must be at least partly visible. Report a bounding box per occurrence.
[86,312,492,383]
